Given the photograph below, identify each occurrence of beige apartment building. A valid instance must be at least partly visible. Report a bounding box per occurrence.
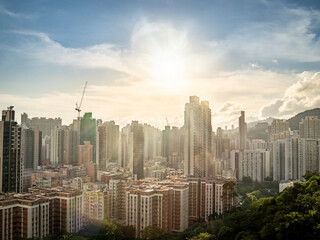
[0,187,82,240]
[125,181,189,238]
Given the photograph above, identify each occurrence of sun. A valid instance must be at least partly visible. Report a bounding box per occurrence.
[147,47,188,90]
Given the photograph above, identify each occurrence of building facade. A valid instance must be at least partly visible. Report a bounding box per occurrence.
[0,107,22,193]
[184,96,213,178]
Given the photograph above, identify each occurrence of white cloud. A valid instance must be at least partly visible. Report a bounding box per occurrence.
[205,6,320,67]
[250,63,262,69]
[0,5,32,18]
[260,72,320,118]
[11,30,130,74]
[3,14,319,129]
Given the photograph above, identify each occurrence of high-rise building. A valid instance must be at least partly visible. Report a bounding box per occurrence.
[131,121,144,180]
[32,126,42,168]
[1,187,83,238]
[214,127,231,160]
[162,125,171,162]
[238,111,247,151]
[299,138,320,177]
[109,178,127,223]
[120,121,144,179]
[143,124,161,161]
[186,177,237,224]
[272,139,286,181]
[268,119,290,142]
[299,116,320,139]
[125,182,189,238]
[78,141,97,182]
[184,96,213,177]
[97,121,119,170]
[0,106,22,193]
[21,112,30,128]
[284,137,299,180]
[239,150,271,182]
[21,126,42,170]
[50,126,63,165]
[272,136,302,181]
[0,193,50,240]
[271,135,320,181]
[28,187,83,234]
[50,126,78,165]
[82,183,111,224]
[21,128,35,169]
[230,150,241,179]
[80,112,97,163]
[21,114,62,137]
[162,126,182,169]
[42,135,51,164]
[63,129,78,165]
[251,139,268,150]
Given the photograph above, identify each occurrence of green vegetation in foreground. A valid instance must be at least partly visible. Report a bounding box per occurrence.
[21,173,320,240]
[157,173,320,240]
[237,177,279,200]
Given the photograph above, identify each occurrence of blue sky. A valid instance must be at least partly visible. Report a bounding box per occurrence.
[1,0,320,128]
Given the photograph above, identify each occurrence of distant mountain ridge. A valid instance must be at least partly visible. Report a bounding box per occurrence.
[246,108,320,140]
[288,108,320,130]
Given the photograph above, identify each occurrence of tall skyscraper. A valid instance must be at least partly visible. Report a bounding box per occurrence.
[184,96,213,177]
[238,111,247,151]
[51,126,78,165]
[214,127,231,160]
[21,126,42,169]
[143,124,161,161]
[162,125,182,168]
[80,112,97,163]
[97,121,119,170]
[162,125,171,162]
[0,106,22,193]
[50,126,64,165]
[131,121,144,180]
[63,129,78,165]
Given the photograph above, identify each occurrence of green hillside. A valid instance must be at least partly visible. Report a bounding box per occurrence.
[288,108,320,130]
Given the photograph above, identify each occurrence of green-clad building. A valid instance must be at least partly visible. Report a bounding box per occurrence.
[80,112,96,163]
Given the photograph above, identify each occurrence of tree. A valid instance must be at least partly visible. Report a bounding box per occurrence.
[303,170,320,180]
[190,232,216,240]
[142,226,165,239]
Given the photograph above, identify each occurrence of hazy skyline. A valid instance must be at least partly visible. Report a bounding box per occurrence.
[1,0,320,128]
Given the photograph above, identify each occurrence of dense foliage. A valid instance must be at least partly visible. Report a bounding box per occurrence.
[22,175,320,240]
[237,177,279,199]
[160,175,320,240]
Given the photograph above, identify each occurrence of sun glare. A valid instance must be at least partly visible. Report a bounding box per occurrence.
[147,46,188,90]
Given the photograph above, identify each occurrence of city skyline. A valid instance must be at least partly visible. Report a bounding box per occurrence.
[2,1,320,239]
[1,0,320,128]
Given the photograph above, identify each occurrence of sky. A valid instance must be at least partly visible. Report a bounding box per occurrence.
[1,0,320,129]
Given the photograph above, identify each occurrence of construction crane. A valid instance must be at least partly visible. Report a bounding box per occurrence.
[75,81,88,118]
